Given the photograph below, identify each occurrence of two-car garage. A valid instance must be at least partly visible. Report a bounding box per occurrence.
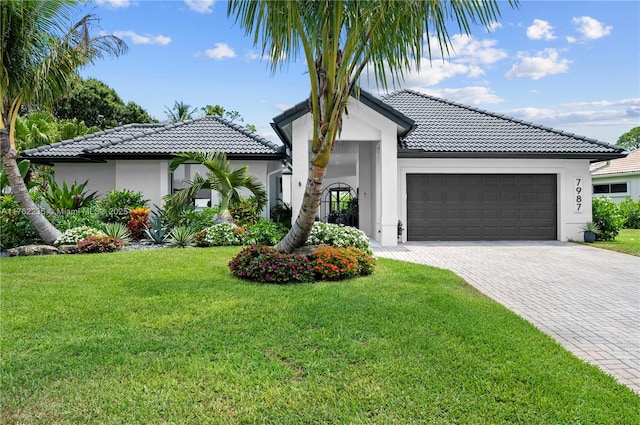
[406,174,557,241]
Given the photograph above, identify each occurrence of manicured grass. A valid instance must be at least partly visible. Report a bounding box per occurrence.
[590,228,640,256]
[1,248,638,424]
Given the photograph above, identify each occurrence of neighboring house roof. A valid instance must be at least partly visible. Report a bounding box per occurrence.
[21,116,286,163]
[381,90,626,160]
[271,90,415,149]
[591,148,640,176]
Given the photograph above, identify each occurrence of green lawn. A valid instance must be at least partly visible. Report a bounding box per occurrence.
[590,228,640,256]
[1,248,638,424]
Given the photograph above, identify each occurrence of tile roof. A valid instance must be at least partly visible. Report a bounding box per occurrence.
[381,90,625,158]
[21,116,285,161]
[591,148,640,176]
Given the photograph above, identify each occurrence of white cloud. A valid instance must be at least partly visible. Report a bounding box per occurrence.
[184,0,215,14]
[204,42,236,59]
[418,86,504,105]
[113,30,171,46]
[505,48,570,80]
[425,34,508,65]
[486,22,502,32]
[245,50,260,61]
[95,0,130,9]
[526,19,556,40]
[572,16,612,40]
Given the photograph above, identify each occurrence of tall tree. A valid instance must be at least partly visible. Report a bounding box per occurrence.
[54,77,155,129]
[228,0,517,252]
[617,126,640,150]
[1,0,127,244]
[166,151,267,224]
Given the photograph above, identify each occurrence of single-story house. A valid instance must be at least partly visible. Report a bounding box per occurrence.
[21,116,288,215]
[23,89,626,246]
[590,148,640,203]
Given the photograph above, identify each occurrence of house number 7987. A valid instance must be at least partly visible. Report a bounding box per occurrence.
[575,178,583,212]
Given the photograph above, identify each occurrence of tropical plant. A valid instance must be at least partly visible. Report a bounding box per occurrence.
[166,151,267,224]
[48,208,103,232]
[144,214,169,244]
[97,188,148,224]
[165,100,197,123]
[168,225,196,248]
[127,207,150,241]
[227,0,515,252]
[243,219,288,245]
[270,201,292,228]
[1,0,127,244]
[200,223,244,246]
[13,111,59,151]
[41,176,97,213]
[580,221,601,234]
[229,196,262,226]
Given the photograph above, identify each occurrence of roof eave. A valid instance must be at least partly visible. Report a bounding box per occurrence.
[398,150,628,161]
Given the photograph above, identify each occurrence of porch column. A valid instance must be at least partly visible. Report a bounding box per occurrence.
[378,126,398,246]
[290,118,311,220]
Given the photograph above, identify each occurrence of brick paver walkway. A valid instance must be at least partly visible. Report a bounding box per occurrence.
[374,241,640,393]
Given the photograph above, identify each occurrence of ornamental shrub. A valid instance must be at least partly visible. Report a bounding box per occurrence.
[229,245,315,284]
[55,226,106,246]
[306,222,372,254]
[49,208,103,232]
[312,246,376,280]
[77,235,124,253]
[0,194,41,249]
[592,197,625,241]
[97,189,148,224]
[201,223,244,246]
[127,207,150,241]
[243,219,288,245]
[619,196,640,229]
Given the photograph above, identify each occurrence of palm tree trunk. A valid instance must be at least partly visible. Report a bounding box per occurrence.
[274,163,327,253]
[1,128,61,244]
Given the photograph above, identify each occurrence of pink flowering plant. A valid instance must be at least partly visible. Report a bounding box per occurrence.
[77,235,124,254]
[229,245,315,284]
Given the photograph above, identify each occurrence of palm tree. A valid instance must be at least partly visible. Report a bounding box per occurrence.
[228,0,517,252]
[165,100,198,123]
[167,151,267,224]
[1,0,127,244]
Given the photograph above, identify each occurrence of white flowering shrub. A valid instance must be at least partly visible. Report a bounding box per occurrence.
[306,222,372,254]
[55,226,107,246]
[202,223,244,246]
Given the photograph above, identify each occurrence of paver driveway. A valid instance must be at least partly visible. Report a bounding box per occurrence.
[374,241,640,393]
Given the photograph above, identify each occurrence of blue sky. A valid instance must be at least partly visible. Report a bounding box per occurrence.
[77,0,639,145]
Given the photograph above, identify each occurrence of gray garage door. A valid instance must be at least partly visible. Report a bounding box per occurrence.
[407,174,557,241]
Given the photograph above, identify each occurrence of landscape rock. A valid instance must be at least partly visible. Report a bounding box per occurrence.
[6,245,59,257]
[57,244,80,255]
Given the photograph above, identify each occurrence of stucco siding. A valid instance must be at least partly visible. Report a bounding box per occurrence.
[54,162,116,199]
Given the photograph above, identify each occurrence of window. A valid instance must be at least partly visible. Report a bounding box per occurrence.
[330,188,352,213]
[593,182,628,195]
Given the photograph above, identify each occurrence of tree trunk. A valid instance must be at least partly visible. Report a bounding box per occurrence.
[1,128,61,245]
[274,163,327,253]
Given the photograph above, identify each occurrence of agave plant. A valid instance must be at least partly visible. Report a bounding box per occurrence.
[168,225,197,248]
[144,214,169,244]
[100,222,132,244]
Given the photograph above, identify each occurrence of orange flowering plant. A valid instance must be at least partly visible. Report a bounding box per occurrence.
[313,246,375,281]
